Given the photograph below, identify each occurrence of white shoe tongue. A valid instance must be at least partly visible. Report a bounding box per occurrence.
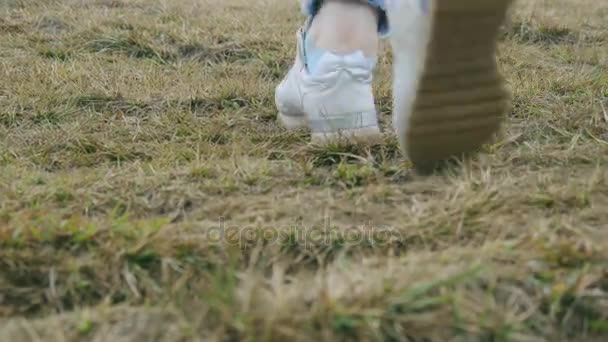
[309,50,376,76]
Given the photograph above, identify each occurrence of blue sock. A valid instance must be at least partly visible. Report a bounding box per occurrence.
[304,34,376,75]
[304,34,327,74]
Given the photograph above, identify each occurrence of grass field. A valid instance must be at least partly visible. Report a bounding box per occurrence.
[1,0,607,340]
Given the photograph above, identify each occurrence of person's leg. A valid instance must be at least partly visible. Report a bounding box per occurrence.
[276,0,514,170]
[307,1,379,57]
[275,0,385,143]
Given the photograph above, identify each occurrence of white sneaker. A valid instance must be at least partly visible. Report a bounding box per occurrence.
[388,0,514,170]
[275,29,382,144]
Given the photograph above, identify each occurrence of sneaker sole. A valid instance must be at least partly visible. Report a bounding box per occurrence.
[391,0,513,171]
[311,126,383,145]
[278,112,308,130]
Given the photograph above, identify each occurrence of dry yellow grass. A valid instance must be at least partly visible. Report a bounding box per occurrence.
[0,0,607,340]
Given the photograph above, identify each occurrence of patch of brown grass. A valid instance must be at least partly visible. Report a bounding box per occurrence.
[1,0,607,341]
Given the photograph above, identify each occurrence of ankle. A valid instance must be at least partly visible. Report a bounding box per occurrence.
[307,0,379,58]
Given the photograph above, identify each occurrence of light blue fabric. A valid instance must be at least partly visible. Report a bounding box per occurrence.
[303,33,376,75]
[301,0,389,36]
[303,34,327,74]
